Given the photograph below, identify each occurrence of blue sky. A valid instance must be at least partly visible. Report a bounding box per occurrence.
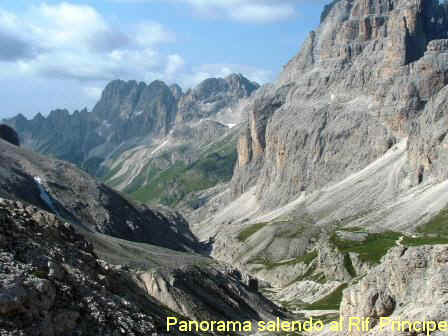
[0,0,330,118]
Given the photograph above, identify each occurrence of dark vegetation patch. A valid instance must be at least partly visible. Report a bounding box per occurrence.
[343,253,356,277]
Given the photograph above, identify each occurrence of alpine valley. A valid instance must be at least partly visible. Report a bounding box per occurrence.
[3,0,448,335]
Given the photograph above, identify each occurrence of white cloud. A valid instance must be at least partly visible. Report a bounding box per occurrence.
[134,21,175,46]
[186,0,296,22]
[229,3,295,23]
[0,2,274,84]
[112,0,298,23]
[0,3,175,82]
[165,54,185,77]
[84,86,103,100]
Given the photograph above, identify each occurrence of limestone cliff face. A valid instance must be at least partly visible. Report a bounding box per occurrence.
[232,0,448,209]
[93,79,178,142]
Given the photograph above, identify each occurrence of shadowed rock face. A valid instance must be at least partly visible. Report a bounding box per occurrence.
[0,138,201,253]
[231,0,448,209]
[0,124,19,146]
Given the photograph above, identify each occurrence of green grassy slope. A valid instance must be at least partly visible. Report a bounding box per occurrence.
[114,132,238,207]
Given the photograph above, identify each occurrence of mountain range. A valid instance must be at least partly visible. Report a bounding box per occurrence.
[4,0,448,335]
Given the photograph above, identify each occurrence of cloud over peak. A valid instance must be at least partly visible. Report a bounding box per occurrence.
[0,1,276,116]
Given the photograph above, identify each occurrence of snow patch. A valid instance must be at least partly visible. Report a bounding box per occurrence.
[34,176,60,216]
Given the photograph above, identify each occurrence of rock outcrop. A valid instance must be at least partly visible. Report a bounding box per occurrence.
[339,245,448,336]
[138,265,281,323]
[0,124,19,146]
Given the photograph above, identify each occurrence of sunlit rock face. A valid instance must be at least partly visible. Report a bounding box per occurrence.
[231,0,448,209]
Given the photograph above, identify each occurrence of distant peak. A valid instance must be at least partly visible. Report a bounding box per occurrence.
[148,79,170,89]
[14,113,28,122]
[227,73,259,87]
[49,109,70,118]
[33,112,45,121]
[225,73,246,81]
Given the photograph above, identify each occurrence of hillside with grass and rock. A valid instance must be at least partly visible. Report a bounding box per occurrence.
[4,0,448,335]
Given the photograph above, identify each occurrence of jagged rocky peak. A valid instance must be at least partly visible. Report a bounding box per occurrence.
[226,73,260,96]
[32,112,45,122]
[92,79,147,121]
[92,78,178,141]
[280,0,448,86]
[177,73,260,123]
[231,0,448,208]
[47,108,71,125]
[0,124,19,146]
[193,73,259,100]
